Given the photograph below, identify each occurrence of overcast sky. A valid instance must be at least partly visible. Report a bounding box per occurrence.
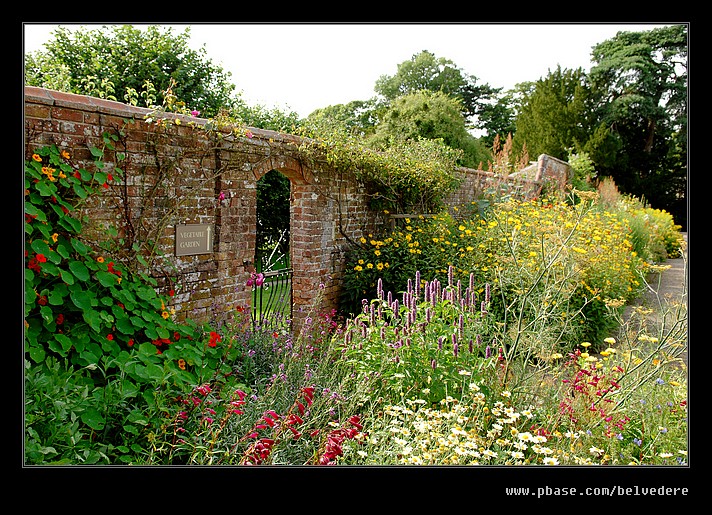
[23,22,678,118]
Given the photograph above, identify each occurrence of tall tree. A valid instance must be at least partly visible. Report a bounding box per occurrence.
[374,50,499,128]
[25,25,240,117]
[367,90,490,168]
[588,24,687,227]
[512,66,595,161]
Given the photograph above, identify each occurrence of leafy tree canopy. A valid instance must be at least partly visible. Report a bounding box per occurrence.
[367,90,490,168]
[374,50,499,126]
[588,24,687,227]
[512,66,595,160]
[25,25,239,117]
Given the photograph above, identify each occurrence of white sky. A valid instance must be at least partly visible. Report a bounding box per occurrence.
[23,22,678,118]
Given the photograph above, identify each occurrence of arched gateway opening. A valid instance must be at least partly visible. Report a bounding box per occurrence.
[253,169,292,329]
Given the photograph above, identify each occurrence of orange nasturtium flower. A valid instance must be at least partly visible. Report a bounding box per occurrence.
[60,150,70,159]
[32,154,42,162]
[97,256,105,263]
[178,359,186,370]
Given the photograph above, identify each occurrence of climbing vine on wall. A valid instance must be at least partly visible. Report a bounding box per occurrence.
[294,118,462,214]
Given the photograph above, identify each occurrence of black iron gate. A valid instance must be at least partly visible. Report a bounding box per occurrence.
[252,268,293,330]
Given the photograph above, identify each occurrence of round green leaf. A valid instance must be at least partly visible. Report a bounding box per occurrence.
[59,268,75,285]
[81,408,106,431]
[96,270,118,287]
[69,260,90,281]
[31,239,51,255]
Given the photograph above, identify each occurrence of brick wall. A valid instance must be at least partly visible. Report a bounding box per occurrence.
[24,87,564,328]
[24,86,390,328]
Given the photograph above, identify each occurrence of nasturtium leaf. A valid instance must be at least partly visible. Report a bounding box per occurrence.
[68,260,90,281]
[70,289,93,310]
[35,180,55,197]
[39,305,54,323]
[31,239,51,255]
[116,317,134,335]
[45,249,62,265]
[70,238,89,254]
[72,182,88,198]
[40,261,59,276]
[59,269,75,285]
[49,287,67,305]
[144,363,163,381]
[136,286,156,301]
[129,316,144,328]
[96,271,118,287]
[28,346,45,363]
[82,310,102,332]
[55,241,71,259]
[54,334,74,353]
[59,216,82,233]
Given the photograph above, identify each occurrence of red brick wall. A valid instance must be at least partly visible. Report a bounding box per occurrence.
[24,86,386,328]
[24,87,563,328]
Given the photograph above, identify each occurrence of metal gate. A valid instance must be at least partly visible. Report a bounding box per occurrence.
[252,268,293,330]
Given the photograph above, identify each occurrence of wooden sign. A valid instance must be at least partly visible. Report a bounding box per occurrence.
[175,224,213,256]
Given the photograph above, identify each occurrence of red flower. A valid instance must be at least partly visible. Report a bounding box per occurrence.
[55,313,64,325]
[107,262,122,276]
[169,289,175,296]
[208,331,222,347]
[348,415,363,430]
[107,334,114,341]
[37,295,48,306]
[301,387,315,406]
[28,258,41,273]
[128,339,134,347]
[36,254,47,263]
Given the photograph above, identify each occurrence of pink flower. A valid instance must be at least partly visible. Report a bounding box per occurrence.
[255,273,265,287]
[191,110,200,117]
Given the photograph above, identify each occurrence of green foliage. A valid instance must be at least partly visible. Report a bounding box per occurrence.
[24,25,239,117]
[615,197,685,262]
[588,25,687,228]
[24,143,198,368]
[297,118,462,214]
[24,143,212,464]
[374,50,499,123]
[567,149,597,191]
[368,90,490,168]
[512,66,594,161]
[24,140,686,465]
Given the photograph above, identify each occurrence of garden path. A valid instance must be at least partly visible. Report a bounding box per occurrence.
[619,233,688,369]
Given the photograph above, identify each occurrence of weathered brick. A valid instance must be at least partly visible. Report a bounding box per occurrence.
[25,86,563,329]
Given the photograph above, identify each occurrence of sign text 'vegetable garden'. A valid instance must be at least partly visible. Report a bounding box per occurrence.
[175,224,213,256]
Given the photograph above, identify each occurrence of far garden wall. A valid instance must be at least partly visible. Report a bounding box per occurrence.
[24,87,567,328]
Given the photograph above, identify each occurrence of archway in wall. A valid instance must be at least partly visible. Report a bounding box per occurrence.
[253,169,292,328]
[256,169,291,272]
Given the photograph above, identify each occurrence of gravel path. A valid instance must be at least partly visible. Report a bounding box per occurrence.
[619,233,688,369]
